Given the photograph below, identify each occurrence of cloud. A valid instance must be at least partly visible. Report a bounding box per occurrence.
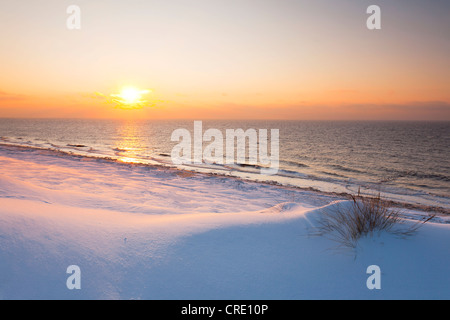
[0,91,27,102]
[340,101,450,120]
[206,101,450,120]
[83,90,167,111]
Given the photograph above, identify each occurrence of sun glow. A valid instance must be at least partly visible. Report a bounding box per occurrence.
[110,87,151,109]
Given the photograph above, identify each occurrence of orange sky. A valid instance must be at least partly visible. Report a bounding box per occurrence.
[0,0,449,120]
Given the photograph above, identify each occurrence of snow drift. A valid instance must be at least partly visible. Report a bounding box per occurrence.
[0,145,449,300]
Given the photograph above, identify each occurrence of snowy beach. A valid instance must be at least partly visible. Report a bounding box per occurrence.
[0,144,449,300]
[1,0,449,303]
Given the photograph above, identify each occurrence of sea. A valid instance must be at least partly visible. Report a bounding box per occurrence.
[0,119,449,210]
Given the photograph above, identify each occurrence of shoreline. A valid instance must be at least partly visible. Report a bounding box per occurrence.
[1,143,449,217]
[1,142,449,299]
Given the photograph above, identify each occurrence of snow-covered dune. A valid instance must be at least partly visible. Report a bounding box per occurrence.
[0,146,449,300]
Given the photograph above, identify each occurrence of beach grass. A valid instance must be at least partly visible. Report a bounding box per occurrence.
[316,193,435,248]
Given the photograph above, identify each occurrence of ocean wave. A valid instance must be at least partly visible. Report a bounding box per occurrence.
[328,164,365,174]
[280,159,309,168]
[381,169,450,183]
[67,144,88,148]
[319,171,347,178]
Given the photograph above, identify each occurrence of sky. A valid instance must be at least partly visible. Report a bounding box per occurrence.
[0,0,449,120]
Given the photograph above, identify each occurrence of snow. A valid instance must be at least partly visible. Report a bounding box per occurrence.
[0,145,449,300]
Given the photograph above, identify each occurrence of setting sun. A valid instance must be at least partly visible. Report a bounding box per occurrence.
[110,87,151,109]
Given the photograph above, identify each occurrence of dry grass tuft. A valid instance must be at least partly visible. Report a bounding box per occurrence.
[316,193,434,248]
